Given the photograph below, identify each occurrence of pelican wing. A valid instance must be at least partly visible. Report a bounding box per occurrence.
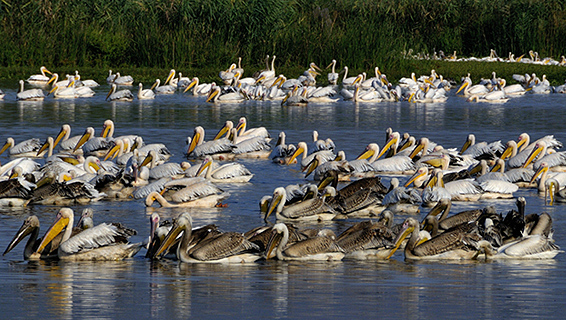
[192,139,235,158]
[170,181,224,203]
[505,168,534,183]
[413,227,482,256]
[284,236,343,257]
[59,222,136,255]
[190,232,259,261]
[149,163,183,179]
[337,225,394,252]
[282,198,335,219]
[132,178,171,199]
[500,235,561,257]
[372,156,415,172]
[212,163,251,179]
[534,152,566,171]
[444,179,482,196]
[10,138,42,156]
[0,178,35,198]
[480,180,518,194]
[232,137,271,154]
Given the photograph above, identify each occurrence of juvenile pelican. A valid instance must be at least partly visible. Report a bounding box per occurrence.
[266,186,337,221]
[154,212,261,263]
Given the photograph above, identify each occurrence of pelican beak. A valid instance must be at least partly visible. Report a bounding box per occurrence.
[522,144,543,168]
[500,145,513,160]
[35,212,70,254]
[516,137,527,151]
[205,88,219,103]
[408,142,424,159]
[468,162,483,175]
[150,80,159,91]
[196,159,211,177]
[187,131,200,156]
[317,175,334,191]
[102,124,112,138]
[36,138,50,157]
[214,124,230,140]
[423,157,444,168]
[353,75,362,85]
[106,86,114,100]
[9,169,18,179]
[165,70,175,85]
[425,174,439,188]
[44,67,53,75]
[312,63,322,72]
[377,136,397,159]
[404,169,426,188]
[460,139,472,154]
[140,153,153,167]
[48,86,58,96]
[325,62,334,69]
[255,75,266,85]
[398,139,412,152]
[408,92,415,103]
[104,143,121,161]
[47,75,57,85]
[154,223,184,259]
[265,193,283,221]
[386,223,415,259]
[356,147,374,161]
[3,219,36,256]
[304,156,319,177]
[456,81,469,94]
[53,126,68,149]
[88,160,102,172]
[286,145,305,165]
[183,80,197,93]
[531,165,548,184]
[548,181,556,205]
[259,198,271,214]
[490,162,502,173]
[73,129,91,152]
[265,230,283,259]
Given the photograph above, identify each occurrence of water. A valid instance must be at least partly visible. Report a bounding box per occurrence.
[0,81,565,319]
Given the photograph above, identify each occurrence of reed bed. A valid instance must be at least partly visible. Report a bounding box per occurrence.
[1,0,566,82]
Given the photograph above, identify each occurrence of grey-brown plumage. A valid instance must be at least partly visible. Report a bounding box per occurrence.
[190,232,260,261]
[0,178,35,199]
[245,224,307,251]
[412,221,483,257]
[337,221,395,253]
[29,180,103,205]
[283,235,343,258]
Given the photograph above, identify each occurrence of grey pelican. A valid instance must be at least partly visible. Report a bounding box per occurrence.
[266,186,337,221]
[17,80,45,101]
[196,156,253,183]
[336,220,396,259]
[26,66,53,84]
[33,208,141,261]
[138,83,155,100]
[106,83,134,101]
[155,212,261,263]
[0,177,35,207]
[265,223,344,261]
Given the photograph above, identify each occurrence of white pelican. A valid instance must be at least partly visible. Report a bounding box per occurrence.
[16,80,45,101]
[106,83,134,101]
[154,212,261,263]
[196,156,253,183]
[205,85,246,103]
[48,80,78,98]
[26,66,52,84]
[255,55,276,84]
[137,83,155,100]
[235,117,270,140]
[456,76,489,97]
[326,59,339,85]
[32,208,142,261]
[152,70,176,94]
[266,223,345,261]
[266,186,337,221]
[176,72,191,89]
[340,67,363,88]
[183,77,214,95]
[145,181,229,208]
[286,141,335,169]
[186,126,235,159]
[73,71,99,87]
[356,143,415,174]
[0,137,43,158]
[111,72,134,86]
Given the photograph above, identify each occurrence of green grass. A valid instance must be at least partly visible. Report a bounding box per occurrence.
[1,0,566,84]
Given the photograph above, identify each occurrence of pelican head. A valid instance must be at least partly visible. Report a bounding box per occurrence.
[214,121,234,140]
[154,213,192,259]
[265,187,286,221]
[3,215,40,256]
[35,208,73,255]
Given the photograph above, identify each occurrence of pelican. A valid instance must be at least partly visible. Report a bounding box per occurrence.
[255,55,276,84]
[0,177,35,207]
[456,76,489,97]
[326,59,339,85]
[183,77,214,95]
[176,72,191,89]
[336,220,396,260]
[49,80,78,98]
[206,85,246,103]
[266,186,337,221]
[16,80,45,101]
[111,72,134,86]
[3,216,50,259]
[265,223,345,261]
[151,72,176,94]
[286,141,336,169]
[137,83,155,100]
[356,143,415,174]
[186,126,235,159]
[0,137,43,158]
[106,84,134,101]
[145,180,229,208]
[341,67,363,88]
[235,117,270,139]
[26,66,52,84]
[196,156,253,183]
[154,212,261,263]
[73,71,99,87]
[499,78,529,96]
[32,208,142,261]
[388,218,489,260]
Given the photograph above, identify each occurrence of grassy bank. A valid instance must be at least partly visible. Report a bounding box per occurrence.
[2,0,566,73]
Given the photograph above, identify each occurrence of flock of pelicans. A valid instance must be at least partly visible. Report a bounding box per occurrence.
[0,111,564,263]
[4,52,566,105]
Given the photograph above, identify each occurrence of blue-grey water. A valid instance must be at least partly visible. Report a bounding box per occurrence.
[0,80,565,319]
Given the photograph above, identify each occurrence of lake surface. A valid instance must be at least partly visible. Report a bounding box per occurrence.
[0,80,565,319]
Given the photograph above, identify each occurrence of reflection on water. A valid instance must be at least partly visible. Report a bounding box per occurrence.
[1,81,566,318]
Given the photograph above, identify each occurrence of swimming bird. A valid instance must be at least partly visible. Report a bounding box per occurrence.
[32,208,142,261]
[26,66,53,84]
[265,186,337,221]
[154,212,261,263]
[196,156,253,183]
[106,84,134,101]
[17,80,45,101]
[138,83,155,100]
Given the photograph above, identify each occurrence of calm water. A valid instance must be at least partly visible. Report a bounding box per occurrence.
[0,81,565,319]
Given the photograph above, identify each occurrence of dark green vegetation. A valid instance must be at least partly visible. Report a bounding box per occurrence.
[2,0,566,83]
